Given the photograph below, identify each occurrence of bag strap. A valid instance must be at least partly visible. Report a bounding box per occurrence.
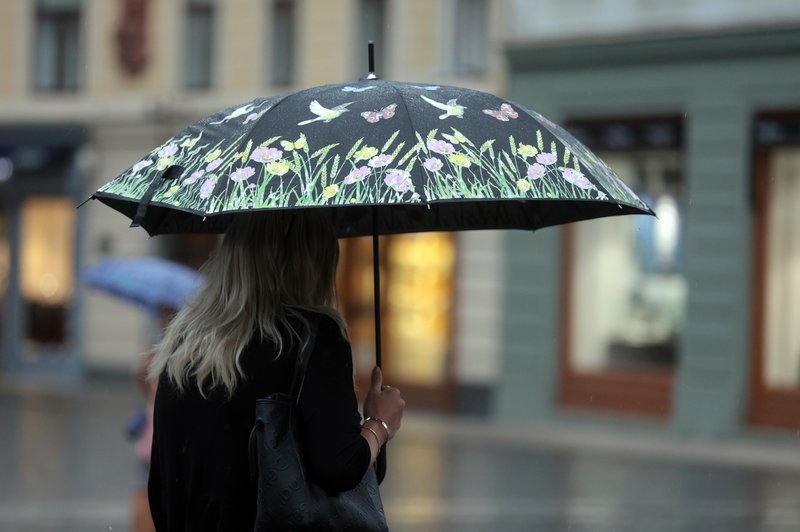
[289,314,320,404]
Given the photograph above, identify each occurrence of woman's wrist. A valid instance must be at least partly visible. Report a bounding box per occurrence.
[362,418,389,446]
[363,416,391,441]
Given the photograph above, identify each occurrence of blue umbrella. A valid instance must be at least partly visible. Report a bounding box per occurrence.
[84,257,203,312]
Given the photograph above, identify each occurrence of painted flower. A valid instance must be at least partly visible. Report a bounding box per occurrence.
[267,160,292,176]
[368,154,393,168]
[204,149,222,163]
[518,144,537,158]
[250,147,283,164]
[199,177,217,199]
[562,168,593,190]
[596,190,609,201]
[516,179,531,193]
[158,144,179,158]
[536,152,557,165]
[132,159,153,172]
[527,163,546,180]
[206,158,223,172]
[322,184,339,199]
[384,170,413,192]
[427,139,455,155]
[230,166,256,182]
[353,146,379,161]
[344,166,370,184]
[448,153,472,168]
[157,158,175,171]
[423,158,443,172]
[183,170,205,184]
[163,184,181,198]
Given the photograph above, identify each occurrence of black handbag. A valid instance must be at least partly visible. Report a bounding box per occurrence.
[248,317,389,531]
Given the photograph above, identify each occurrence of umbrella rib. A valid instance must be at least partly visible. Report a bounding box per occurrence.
[388,83,426,205]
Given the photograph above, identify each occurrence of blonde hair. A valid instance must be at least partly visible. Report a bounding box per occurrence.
[149,209,346,397]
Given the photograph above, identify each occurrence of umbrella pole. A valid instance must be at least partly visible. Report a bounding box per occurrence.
[372,205,382,368]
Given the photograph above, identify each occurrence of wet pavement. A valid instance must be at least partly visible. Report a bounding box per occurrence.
[2,377,800,532]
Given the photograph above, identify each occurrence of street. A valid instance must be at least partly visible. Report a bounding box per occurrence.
[1,377,799,532]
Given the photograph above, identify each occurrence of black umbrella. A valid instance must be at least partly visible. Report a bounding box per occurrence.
[89,47,653,365]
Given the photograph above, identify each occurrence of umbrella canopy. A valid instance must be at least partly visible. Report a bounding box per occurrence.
[91,79,653,237]
[84,257,204,313]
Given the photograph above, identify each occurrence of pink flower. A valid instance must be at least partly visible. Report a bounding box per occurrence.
[199,177,217,199]
[230,166,256,182]
[206,158,223,172]
[427,139,455,155]
[536,152,557,165]
[562,168,593,190]
[384,170,413,192]
[250,147,283,164]
[183,170,205,184]
[132,159,153,172]
[158,144,179,158]
[423,158,443,172]
[368,154,393,168]
[527,163,546,180]
[344,166,370,184]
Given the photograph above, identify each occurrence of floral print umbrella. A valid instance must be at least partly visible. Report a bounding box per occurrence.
[91,80,653,237]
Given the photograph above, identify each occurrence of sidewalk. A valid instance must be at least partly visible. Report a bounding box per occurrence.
[2,376,800,531]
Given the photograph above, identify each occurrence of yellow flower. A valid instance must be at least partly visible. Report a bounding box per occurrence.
[322,184,339,199]
[518,144,537,158]
[516,179,531,193]
[267,160,291,176]
[204,148,222,163]
[156,158,172,171]
[353,146,378,161]
[163,184,181,198]
[448,153,472,168]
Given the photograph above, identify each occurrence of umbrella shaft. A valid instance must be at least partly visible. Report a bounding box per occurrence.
[372,206,382,368]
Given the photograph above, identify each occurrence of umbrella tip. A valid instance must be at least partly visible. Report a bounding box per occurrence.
[367,41,377,80]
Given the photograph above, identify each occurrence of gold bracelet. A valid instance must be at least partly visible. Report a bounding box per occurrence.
[362,425,383,448]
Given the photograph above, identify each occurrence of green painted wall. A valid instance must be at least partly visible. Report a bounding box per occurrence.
[497,28,800,437]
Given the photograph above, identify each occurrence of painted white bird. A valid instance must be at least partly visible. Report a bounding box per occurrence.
[297,100,354,126]
[420,95,466,119]
[209,103,264,125]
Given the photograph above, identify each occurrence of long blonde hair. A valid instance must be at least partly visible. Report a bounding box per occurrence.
[149,209,346,396]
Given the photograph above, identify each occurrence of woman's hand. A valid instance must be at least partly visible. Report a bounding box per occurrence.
[363,366,405,442]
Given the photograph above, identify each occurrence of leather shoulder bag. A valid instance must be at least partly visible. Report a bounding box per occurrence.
[248,316,389,531]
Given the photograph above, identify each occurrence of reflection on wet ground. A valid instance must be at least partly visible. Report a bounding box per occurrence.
[2,378,800,532]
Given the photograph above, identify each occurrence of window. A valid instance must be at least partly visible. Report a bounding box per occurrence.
[270,0,296,86]
[184,0,215,89]
[561,118,685,416]
[34,0,82,91]
[451,0,487,77]
[359,0,386,76]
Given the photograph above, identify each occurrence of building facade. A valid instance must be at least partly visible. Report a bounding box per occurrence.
[497,0,800,435]
[0,0,508,412]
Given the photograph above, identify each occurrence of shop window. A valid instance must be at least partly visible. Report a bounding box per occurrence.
[338,233,456,409]
[750,113,800,430]
[269,0,296,86]
[20,197,75,351]
[451,0,488,77]
[561,117,684,416]
[34,0,82,92]
[184,0,215,89]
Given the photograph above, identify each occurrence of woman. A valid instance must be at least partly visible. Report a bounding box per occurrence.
[147,210,405,531]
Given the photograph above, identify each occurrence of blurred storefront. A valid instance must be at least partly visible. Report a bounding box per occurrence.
[0,126,85,381]
[499,7,800,435]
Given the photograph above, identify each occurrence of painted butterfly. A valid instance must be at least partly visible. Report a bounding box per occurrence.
[482,103,519,121]
[361,104,397,123]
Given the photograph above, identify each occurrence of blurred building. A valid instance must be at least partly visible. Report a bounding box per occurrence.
[0,0,509,412]
[498,0,800,435]
[1,0,798,439]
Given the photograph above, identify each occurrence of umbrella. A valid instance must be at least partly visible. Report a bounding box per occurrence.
[84,257,204,313]
[88,47,653,364]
